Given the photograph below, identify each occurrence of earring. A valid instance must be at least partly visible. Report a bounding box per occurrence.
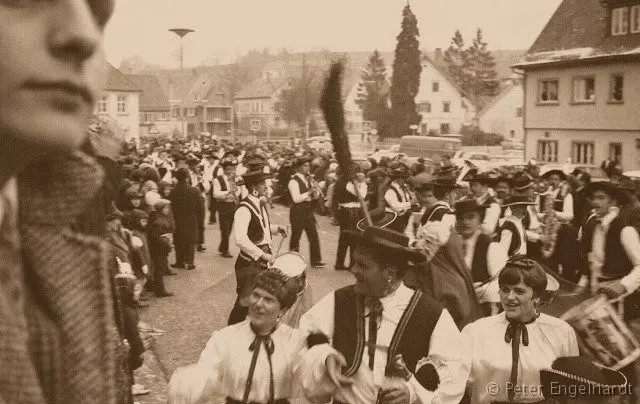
[252,189,259,197]
[534,307,540,317]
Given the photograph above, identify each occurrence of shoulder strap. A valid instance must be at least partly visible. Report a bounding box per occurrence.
[387,290,422,361]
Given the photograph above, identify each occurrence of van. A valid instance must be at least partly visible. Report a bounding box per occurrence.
[399,135,461,160]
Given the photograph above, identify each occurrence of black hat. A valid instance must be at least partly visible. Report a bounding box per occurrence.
[540,356,627,399]
[345,225,426,264]
[431,171,460,190]
[468,172,495,186]
[571,168,592,184]
[294,155,313,167]
[356,207,397,231]
[243,154,267,172]
[242,169,271,187]
[454,199,489,215]
[542,169,567,180]
[502,195,536,207]
[585,180,632,204]
[174,168,189,181]
[220,156,238,167]
[510,172,536,191]
[388,162,411,178]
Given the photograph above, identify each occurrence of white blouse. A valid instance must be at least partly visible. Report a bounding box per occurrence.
[171,320,308,403]
[462,313,579,403]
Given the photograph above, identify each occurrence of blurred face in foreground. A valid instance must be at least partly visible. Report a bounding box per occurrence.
[0,0,114,158]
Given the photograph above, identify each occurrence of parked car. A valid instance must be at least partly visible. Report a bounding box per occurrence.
[451,151,493,170]
[539,164,608,181]
[306,135,332,152]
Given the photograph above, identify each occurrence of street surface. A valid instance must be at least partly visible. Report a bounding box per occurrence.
[134,205,352,403]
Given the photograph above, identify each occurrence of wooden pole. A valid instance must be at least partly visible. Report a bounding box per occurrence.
[351,179,373,226]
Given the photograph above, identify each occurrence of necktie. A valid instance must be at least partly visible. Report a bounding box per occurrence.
[244,333,276,404]
[365,297,383,371]
[504,315,535,401]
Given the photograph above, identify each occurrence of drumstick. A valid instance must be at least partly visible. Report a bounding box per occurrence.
[274,227,289,257]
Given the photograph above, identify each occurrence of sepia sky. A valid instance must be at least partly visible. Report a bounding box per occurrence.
[103,0,562,68]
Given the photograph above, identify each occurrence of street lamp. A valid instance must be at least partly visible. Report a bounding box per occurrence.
[169,28,195,69]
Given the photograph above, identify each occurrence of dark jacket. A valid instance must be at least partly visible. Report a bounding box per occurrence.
[169,181,201,244]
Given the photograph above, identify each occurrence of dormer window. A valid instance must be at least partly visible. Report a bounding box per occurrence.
[612,7,630,36]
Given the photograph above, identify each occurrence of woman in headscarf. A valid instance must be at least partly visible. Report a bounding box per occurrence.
[462,256,579,403]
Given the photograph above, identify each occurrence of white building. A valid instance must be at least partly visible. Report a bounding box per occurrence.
[478,83,524,141]
[96,64,141,143]
[415,56,475,135]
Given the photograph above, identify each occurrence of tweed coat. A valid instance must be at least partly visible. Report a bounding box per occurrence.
[0,151,122,403]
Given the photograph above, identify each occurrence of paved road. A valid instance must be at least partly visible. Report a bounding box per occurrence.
[134,205,352,403]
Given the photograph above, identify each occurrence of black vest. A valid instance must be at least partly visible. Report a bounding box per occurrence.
[332,285,442,381]
[540,189,569,212]
[291,175,310,207]
[216,175,228,192]
[421,203,452,225]
[602,216,633,279]
[471,234,492,282]
[336,181,359,204]
[579,213,598,260]
[388,184,410,204]
[495,219,522,256]
[238,198,270,245]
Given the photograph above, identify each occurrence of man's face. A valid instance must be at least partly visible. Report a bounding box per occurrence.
[470,181,486,198]
[548,174,561,188]
[591,190,616,217]
[495,181,511,199]
[417,189,436,207]
[456,211,482,239]
[0,0,114,152]
[351,245,386,298]
[299,162,311,175]
[223,165,235,176]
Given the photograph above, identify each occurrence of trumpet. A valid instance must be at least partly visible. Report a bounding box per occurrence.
[308,174,322,200]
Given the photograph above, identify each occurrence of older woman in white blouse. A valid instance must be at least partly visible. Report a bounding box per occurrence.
[462,256,579,403]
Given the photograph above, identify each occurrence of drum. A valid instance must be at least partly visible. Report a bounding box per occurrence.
[339,202,363,230]
[273,251,308,293]
[562,295,640,370]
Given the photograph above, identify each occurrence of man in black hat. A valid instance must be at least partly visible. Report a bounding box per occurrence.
[299,224,469,404]
[571,168,591,228]
[465,173,501,236]
[228,156,289,324]
[455,200,492,283]
[509,172,544,260]
[384,162,417,232]
[288,156,324,267]
[213,154,242,258]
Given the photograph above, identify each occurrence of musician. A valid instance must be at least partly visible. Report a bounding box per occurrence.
[494,174,512,206]
[455,200,493,282]
[404,181,437,245]
[539,170,579,281]
[334,170,368,271]
[213,154,242,258]
[495,196,535,259]
[413,171,458,249]
[462,257,579,404]
[509,173,543,261]
[384,162,416,232]
[299,225,470,404]
[570,168,591,228]
[288,156,325,268]
[465,173,501,236]
[228,159,289,325]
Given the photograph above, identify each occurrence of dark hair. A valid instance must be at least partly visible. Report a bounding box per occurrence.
[252,270,298,310]
[498,256,547,297]
[352,241,408,278]
[433,187,449,200]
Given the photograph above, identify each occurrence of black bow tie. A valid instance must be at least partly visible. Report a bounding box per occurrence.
[504,315,536,400]
[249,334,275,355]
[365,297,383,318]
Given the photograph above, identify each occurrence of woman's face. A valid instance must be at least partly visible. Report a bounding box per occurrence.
[131,198,141,208]
[248,287,283,332]
[139,218,148,228]
[500,281,538,322]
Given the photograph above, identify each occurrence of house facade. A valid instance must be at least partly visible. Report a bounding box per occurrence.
[415,57,474,135]
[96,64,141,142]
[478,83,524,141]
[126,74,172,137]
[513,0,640,170]
[234,75,289,138]
[180,72,232,137]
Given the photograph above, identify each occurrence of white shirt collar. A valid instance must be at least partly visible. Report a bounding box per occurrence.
[598,206,620,228]
[247,194,262,206]
[379,282,413,307]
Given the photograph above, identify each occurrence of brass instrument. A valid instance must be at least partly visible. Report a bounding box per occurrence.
[308,174,322,200]
[226,176,241,203]
[541,188,561,258]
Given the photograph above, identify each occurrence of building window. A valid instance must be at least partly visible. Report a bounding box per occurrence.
[185,108,196,117]
[572,77,596,103]
[510,130,515,138]
[440,123,450,134]
[418,102,431,113]
[538,79,559,103]
[432,81,440,92]
[609,143,622,162]
[612,7,630,36]
[537,140,558,163]
[632,5,640,33]
[610,74,624,102]
[571,141,595,164]
[98,96,107,113]
[443,101,451,113]
[117,95,127,113]
[516,107,523,117]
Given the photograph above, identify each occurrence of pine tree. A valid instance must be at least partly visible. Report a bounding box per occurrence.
[443,30,471,92]
[356,50,391,137]
[467,28,499,106]
[389,4,422,138]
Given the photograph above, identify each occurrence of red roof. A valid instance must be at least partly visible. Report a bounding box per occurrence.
[514,0,640,68]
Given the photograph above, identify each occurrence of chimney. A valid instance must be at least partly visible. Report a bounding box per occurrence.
[434,48,443,61]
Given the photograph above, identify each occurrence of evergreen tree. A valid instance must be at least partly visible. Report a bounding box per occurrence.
[467,28,499,105]
[443,30,471,92]
[356,50,391,137]
[389,4,422,138]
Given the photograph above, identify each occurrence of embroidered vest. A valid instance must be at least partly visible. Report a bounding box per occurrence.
[471,234,492,283]
[332,285,443,381]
